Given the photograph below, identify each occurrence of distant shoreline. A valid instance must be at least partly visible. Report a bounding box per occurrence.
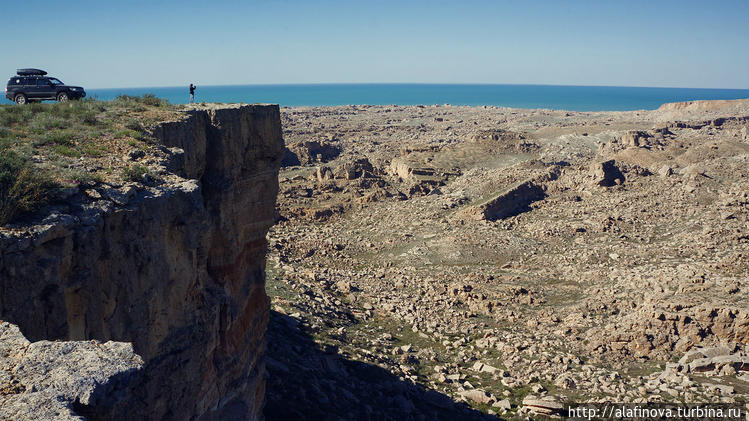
[4,83,749,112]
[85,82,749,91]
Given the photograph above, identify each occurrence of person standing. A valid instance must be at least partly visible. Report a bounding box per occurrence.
[189,83,196,103]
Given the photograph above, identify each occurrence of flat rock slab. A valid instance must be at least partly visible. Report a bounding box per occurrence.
[0,322,143,421]
[522,395,564,415]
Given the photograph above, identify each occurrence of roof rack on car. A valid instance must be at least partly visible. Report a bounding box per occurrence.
[16,68,48,76]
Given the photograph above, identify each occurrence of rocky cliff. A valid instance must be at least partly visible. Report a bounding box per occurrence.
[656,98,749,112]
[0,104,283,420]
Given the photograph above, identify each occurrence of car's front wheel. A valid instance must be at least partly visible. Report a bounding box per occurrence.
[14,94,27,105]
[57,92,69,103]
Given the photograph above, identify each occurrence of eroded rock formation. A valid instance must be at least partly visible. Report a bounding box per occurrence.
[0,104,283,420]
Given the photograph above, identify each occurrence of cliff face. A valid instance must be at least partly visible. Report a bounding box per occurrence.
[0,104,283,420]
[656,98,749,112]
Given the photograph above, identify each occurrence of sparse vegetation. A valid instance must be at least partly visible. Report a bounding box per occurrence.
[121,164,149,182]
[0,96,180,225]
[116,93,169,108]
[0,149,56,224]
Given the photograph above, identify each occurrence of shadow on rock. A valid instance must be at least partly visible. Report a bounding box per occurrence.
[264,311,500,421]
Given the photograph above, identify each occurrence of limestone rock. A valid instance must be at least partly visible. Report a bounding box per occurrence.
[0,322,142,421]
[464,167,559,221]
[282,140,341,166]
[493,399,512,410]
[316,165,334,181]
[522,395,563,416]
[620,130,652,148]
[658,165,673,177]
[471,361,498,373]
[333,157,376,180]
[590,159,625,186]
[459,389,493,405]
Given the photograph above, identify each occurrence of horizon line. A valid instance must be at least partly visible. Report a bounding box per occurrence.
[86,82,749,91]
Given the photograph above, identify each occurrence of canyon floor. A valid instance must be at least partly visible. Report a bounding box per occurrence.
[263,100,749,420]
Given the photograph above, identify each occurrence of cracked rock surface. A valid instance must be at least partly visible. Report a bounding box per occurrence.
[0,322,142,421]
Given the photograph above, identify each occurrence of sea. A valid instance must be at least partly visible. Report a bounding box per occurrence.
[4,84,749,111]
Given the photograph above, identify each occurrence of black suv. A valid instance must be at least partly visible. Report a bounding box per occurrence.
[5,69,86,104]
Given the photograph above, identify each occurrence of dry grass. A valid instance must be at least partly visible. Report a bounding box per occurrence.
[0,95,181,224]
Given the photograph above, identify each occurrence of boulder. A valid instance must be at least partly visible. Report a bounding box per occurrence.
[283,140,341,166]
[658,165,673,177]
[522,395,564,416]
[459,389,493,405]
[471,362,498,374]
[333,158,376,180]
[620,130,652,148]
[590,160,625,187]
[316,166,334,181]
[493,399,512,411]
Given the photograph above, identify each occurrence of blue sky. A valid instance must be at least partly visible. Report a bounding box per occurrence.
[1,0,747,89]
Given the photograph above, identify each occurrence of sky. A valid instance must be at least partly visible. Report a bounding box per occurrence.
[1,0,748,89]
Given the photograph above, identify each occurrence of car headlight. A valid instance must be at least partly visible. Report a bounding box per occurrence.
[70,88,78,91]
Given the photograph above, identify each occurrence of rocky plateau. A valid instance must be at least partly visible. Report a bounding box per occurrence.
[265,99,749,419]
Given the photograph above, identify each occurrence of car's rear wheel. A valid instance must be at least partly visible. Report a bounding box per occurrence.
[14,94,27,105]
[57,92,69,103]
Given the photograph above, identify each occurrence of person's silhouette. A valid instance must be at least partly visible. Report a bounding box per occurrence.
[189,83,196,103]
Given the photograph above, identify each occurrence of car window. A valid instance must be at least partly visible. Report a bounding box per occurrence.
[48,78,63,85]
[37,79,50,86]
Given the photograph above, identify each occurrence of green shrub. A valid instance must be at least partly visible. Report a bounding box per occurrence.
[52,145,80,158]
[0,108,23,126]
[116,93,168,108]
[63,168,101,185]
[18,107,34,122]
[116,129,135,139]
[49,103,73,119]
[81,110,98,125]
[121,164,148,182]
[27,103,44,114]
[140,93,167,107]
[81,144,105,157]
[0,150,56,225]
[124,119,142,131]
[35,131,74,147]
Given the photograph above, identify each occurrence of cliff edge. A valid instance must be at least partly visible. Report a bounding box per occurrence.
[0,104,283,420]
